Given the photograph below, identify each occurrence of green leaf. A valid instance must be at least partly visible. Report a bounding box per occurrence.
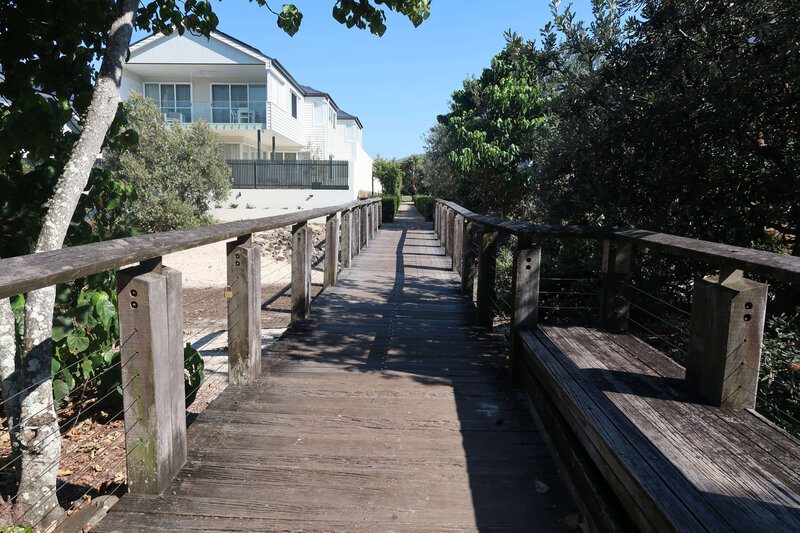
[51,359,61,375]
[95,297,116,327]
[62,368,75,390]
[53,379,69,404]
[81,358,94,379]
[66,331,90,353]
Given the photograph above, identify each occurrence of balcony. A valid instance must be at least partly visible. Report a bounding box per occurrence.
[227,159,349,190]
[160,101,304,145]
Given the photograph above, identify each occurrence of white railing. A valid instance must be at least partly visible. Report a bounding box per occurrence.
[160,101,303,143]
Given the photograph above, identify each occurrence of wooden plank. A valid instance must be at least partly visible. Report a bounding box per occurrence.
[571,326,800,531]
[0,198,380,299]
[476,227,498,328]
[340,209,352,268]
[686,273,768,408]
[461,220,479,297]
[519,328,711,532]
[98,202,574,532]
[434,199,800,285]
[511,243,541,386]
[226,240,261,386]
[599,239,632,331]
[116,267,186,494]
[324,212,339,288]
[290,222,311,322]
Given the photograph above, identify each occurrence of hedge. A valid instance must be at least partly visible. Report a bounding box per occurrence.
[414,195,435,221]
[381,195,400,222]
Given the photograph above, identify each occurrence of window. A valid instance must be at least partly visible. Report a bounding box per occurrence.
[313,101,324,125]
[291,93,298,119]
[211,84,266,123]
[144,83,192,122]
[345,123,355,142]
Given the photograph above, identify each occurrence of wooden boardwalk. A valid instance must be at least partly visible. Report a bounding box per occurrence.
[95,203,577,532]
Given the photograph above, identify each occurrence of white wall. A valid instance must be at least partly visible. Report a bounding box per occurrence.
[213,188,357,221]
[131,33,261,65]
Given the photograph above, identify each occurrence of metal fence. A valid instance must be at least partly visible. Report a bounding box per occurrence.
[228,159,349,190]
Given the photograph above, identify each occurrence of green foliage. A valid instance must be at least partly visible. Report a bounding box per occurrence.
[332,0,431,35]
[413,195,435,221]
[106,94,231,233]
[400,154,426,196]
[2,525,34,533]
[380,195,400,222]
[184,342,205,407]
[759,315,800,435]
[373,155,403,197]
[435,31,546,217]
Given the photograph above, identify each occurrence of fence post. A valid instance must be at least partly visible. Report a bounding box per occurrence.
[511,235,541,387]
[433,203,439,235]
[341,209,352,268]
[324,213,340,288]
[447,208,456,259]
[373,203,379,236]
[378,201,383,228]
[252,160,257,188]
[452,214,463,275]
[361,205,368,249]
[476,226,498,328]
[117,261,186,494]
[461,220,479,297]
[685,270,768,409]
[599,240,633,331]
[291,221,311,322]
[226,235,262,386]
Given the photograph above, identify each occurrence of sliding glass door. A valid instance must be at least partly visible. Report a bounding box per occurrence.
[211,84,266,124]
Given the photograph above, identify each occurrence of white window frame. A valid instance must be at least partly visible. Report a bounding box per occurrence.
[143,82,192,122]
[313,101,325,126]
[210,83,267,123]
[345,122,355,142]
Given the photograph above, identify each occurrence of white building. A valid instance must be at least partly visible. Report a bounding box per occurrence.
[121,30,376,217]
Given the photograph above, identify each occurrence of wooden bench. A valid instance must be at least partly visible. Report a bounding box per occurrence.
[519,325,800,532]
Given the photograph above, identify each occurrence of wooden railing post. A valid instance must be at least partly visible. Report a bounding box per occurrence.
[341,209,352,268]
[117,260,186,494]
[360,205,368,249]
[374,202,380,234]
[448,208,457,260]
[353,208,361,257]
[324,213,340,288]
[452,214,464,274]
[461,220,479,297]
[599,240,633,331]
[291,221,311,322]
[510,235,541,386]
[476,226,498,328]
[377,201,383,228]
[686,270,768,409]
[226,234,262,386]
[434,203,439,236]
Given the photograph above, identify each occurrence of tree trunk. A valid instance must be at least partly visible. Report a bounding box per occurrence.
[0,296,21,468]
[13,0,138,527]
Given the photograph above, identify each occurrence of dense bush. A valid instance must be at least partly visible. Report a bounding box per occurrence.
[373,156,403,197]
[414,195,435,221]
[106,93,231,232]
[381,194,400,222]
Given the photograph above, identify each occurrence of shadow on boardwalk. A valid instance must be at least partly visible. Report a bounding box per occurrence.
[95,203,577,532]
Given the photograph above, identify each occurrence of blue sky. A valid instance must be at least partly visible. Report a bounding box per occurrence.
[134,1,595,159]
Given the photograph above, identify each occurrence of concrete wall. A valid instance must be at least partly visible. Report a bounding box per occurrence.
[212,188,356,221]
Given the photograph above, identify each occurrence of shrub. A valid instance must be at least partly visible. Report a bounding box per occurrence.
[381,195,400,222]
[759,314,800,436]
[414,195,435,221]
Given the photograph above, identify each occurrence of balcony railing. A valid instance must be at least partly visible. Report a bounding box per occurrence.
[227,159,349,190]
[159,101,304,143]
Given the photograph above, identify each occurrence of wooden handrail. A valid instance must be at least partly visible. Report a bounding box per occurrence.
[0,198,380,299]
[436,199,800,285]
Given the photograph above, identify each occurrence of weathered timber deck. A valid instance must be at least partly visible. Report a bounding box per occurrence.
[95,203,577,532]
[520,325,800,532]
